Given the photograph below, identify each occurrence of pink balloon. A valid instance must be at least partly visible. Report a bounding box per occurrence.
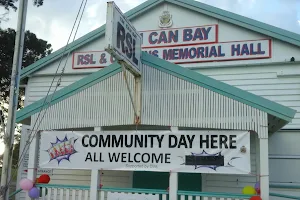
[19,178,34,191]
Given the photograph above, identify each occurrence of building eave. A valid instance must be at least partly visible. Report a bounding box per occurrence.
[16,63,122,123]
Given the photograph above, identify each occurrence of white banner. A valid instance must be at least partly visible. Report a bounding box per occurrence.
[39,130,251,174]
[107,192,159,200]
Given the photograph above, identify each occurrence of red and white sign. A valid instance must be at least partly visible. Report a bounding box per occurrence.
[72,23,272,69]
[72,51,115,69]
[140,25,218,48]
[144,39,271,64]
[73,39,271,68]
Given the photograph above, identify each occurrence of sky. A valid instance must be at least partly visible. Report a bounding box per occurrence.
[0,0,299,154]
[0,0,300,51]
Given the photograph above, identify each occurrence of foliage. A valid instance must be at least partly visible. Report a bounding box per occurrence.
[0,28,52,107]
[33,0,44,7]
[0,28,52,169]
[0,0,17,11]
[0,0,44,11]
[0,0,44,23]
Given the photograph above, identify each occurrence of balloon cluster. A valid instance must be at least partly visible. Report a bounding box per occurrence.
[242,181,261,200]
[19,174,51,199]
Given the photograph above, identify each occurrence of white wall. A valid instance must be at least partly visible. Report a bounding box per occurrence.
[26,74,87,104]
[46,170,132,187]
[194,62,300,129]
[269,130,300,198]
[269,130,300,184]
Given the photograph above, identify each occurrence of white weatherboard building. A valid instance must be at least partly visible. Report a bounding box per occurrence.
[14,0,300,200]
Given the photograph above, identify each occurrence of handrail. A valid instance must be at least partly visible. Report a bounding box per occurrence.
[37,183,300,190]
[99,187,168,194]
[35,184,300,199]
[270,192,300,199]
[36,184,90,190]
[8,188,22,198]
[178,190,252,198]
[37,184,249,198]
[37,184,167,194]
[270,183,300,189]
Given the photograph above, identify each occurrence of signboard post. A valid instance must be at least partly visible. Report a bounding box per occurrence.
[105,1,142,76]
[105,1,142,123]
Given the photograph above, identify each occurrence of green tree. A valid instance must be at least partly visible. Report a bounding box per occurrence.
[0,0,44,10]
[33,0,44,7]
[0,28,52,168]
[0,0,44,23]
[0,0,17,11]
[0,28,52,106]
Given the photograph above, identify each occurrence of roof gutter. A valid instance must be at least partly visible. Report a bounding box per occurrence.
[185,60,300,70]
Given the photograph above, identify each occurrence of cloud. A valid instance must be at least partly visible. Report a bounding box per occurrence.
[49,20,72,49]
[86,3,100,19]
[298,2,300,26]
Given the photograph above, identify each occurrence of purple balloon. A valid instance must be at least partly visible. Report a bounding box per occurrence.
[28,187,40,198]
[255,182,260,190]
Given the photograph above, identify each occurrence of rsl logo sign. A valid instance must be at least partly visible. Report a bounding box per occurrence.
[159,11,173,28]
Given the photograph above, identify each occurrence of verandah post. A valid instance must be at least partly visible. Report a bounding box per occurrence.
[259,137,269,200]
[26,130,40,200]
[258,122,269,200]
[169,127,179,200]
[169,172,178,200]
[90,127,102,200]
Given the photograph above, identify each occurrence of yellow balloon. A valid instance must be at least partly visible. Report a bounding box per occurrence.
[242,186,256,195]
